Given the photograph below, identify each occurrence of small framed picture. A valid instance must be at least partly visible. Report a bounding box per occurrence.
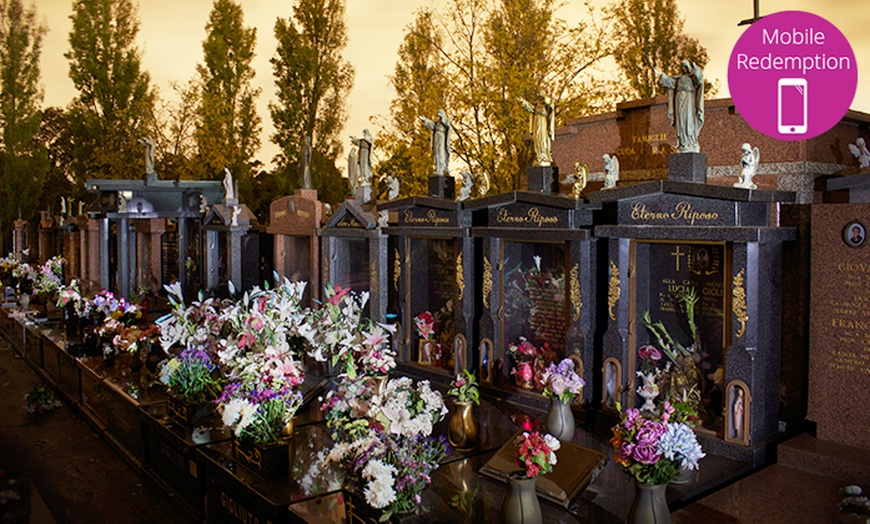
[844,220,866,248]
[418,340,436,365]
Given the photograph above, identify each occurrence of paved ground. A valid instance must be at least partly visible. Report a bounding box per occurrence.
[0,339,186,524]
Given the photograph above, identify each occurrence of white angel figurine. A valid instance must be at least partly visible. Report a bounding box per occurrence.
[734,143,760,189]
[849,138,870,168]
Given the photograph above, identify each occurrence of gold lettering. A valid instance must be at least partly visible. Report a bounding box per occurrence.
[495,207,559,227]
[616,147,636,156]
[629,202,719,224]
[838,262,870,272]
[274,210,287,219]
[296,209,310,218]
[403,209,450,225]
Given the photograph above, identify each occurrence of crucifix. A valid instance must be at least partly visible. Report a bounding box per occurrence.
[671,246,686,272]
[738,0,763,26]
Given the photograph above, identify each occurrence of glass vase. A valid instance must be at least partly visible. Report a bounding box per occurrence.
[501,475,542,524]
[545,396,575,441]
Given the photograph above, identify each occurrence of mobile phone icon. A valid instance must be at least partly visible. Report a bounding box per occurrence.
[778,78,807,135]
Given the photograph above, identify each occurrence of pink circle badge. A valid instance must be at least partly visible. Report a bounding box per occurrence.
[728,11,857,141]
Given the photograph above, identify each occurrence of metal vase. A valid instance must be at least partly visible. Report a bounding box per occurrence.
[501,475,542,524]
[448,400,478,452]
[628,482,671,524]
[545,396,575,441]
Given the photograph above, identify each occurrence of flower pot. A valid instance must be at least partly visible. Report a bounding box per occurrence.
[448,400,478,452]
[628,481,671,524]
[18,294,29,311]
[166,394,212,429]
[671,465,693,485]
[232,437,290,480]
[501,475,542,524]
[545,396,575,441]
[63,304,80,341]
[128,350,143,373]
[102,342,116,367]
[145,341,166,374]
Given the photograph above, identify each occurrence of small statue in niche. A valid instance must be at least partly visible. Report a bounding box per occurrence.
[849,137,870,168]
[570,162,588,199]
[730,386,745,440]
[602,154,619,189]
[458,170,473,201]
[734,143,760,189]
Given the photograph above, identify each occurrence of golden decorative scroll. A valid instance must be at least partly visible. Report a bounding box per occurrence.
[570,263,582,321]
[732,268,748,338]
[483,257,492,309]
[608,261,620,321]
[233,441,263,469]
[456,252,465,301]
[393,249,401,291]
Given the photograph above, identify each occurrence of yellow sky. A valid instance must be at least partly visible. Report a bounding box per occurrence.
[37,0,869,172]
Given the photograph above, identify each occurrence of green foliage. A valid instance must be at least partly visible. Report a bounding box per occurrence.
[381,0,612,195]
[269,0,353,202]
[65,0,156,181]
[606,0,713,100]
[447,369,480,405]
[0,0,49,251]
[195,0,261,197]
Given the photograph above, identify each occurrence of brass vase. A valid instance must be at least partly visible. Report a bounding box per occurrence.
[628,481,671,524]
[501,475,542,524]
[368,375,389,396]
[448,400,478,452]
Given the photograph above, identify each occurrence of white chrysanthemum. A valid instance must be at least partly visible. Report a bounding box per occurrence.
[544,433,562,452]
[325,442,351,464]
[221,398,244,428]
[234,400,259,435]
[657,422,706,470]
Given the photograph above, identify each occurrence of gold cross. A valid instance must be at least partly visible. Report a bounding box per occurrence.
[671,246,685,272]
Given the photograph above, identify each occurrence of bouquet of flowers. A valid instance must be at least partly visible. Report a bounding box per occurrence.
[413,311,438,340]
[323,376,449,521]
[159,347,223,404]
[22,384,62,414]
[514,431,561,478]
[218,383,303,444]
[156,282,226,351]
[83,290,141,325]
[30,256,64,301]
[541,358,585,403]
[610,404,705,485]
[11,262,34,294]
[306,283,395,379]
[56,280,84,316]
[447,369,480,405]
[507,337,541,387]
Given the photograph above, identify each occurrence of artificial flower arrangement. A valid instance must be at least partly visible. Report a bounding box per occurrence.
[413,311,438,340]
[22,383,62,414]
[305,283,396,380]
[447,369,480,405]
[158,346,224,404]
[156,282,226,352]
[507,336,543,389]
[610,401,705,485]
[11,261,34,294]
[322,376,449,521]
[513,431,561,478]
[30,256,64,302]
[541,358,585,403]
[56,280,84,316]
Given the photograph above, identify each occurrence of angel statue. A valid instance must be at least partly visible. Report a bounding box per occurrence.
[602,154,619,190]
[849,138,870,168]
[386,175,400,200]
[458,170,473,201]
[733,143,760,190]
[518,93,555,166]
[420,110,451,176]
[654,60,704,153]
[570,162,588,199]
[478,170,491,197]
[222,168,236,203]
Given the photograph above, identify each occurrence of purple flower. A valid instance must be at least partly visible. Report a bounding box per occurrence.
[623,408,641,429]
[632,443,661,465]
[619,441,635,460]
[635,420,666,445]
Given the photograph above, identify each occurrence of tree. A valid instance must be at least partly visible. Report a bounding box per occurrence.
[270,0,354,204]
[158,77,201,181]
[0,0,48,251]
[195,0,261,203]
[381,0,612,194]
[65,0,157,181]
[376,9,448,197]
[606,0,711,100]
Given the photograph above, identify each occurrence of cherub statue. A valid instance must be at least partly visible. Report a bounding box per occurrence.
[231,205,241,227]
[378,210,389,228]
[849,138,870,168]
[478,170,491,197]
[602,154,619,189]
[458,170,473,201]
[733,143,760,189]
[570,162,588,199]
[386,175,400,200]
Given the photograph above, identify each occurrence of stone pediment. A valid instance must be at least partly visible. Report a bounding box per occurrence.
[590,181,795,228]
[203,203,258,228]
[324,199,378,230]
[267,192,323,234]
[464,190,598,229]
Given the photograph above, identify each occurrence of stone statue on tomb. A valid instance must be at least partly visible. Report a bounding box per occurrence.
[138,136,156,174]
[655,60,705,153]
[478,170,491,197]
[602,154,619,189]
[378,210,389,228]
[350,130,374,186]
[302,134,313,189]
[420,109,451,176]
[223,168,236,203]
[118,193,127,213]
[386,175,400,200]
[848,138,870,168]
[231,205,241,227]
[347,145,360,191]
[571,162,588,199]
[60,197,67,215]
[199,194,208,214]
[734,143,760,189]
[78,201,85,216]
[731,387,745,439]
[518,93,555,166]
[458,170,473,201]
